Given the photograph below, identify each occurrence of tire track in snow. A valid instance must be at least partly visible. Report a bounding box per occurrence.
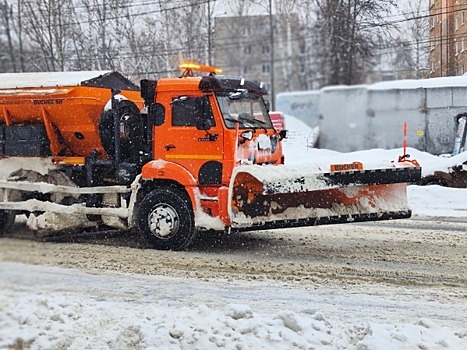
[1,217,466,288]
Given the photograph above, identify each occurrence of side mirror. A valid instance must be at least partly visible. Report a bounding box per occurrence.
[279,129,288,140]
[149,103,165,126]
[141,79,156,105]
[196,117,212,131]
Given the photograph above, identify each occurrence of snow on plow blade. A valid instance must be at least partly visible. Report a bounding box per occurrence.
[229,165,422,229]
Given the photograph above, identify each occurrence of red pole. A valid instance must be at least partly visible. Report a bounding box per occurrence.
[403,122,407,156]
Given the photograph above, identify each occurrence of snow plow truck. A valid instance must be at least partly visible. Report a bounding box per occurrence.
[0,64,421,250]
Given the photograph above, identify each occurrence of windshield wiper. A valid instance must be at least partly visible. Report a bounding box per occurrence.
[250,118,270,132]
[238,115,270,132]
[224,116,270,132]
[224,116,238,124]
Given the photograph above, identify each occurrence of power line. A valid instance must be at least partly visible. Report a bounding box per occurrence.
[19,0,216,27]
[5,0,461,79]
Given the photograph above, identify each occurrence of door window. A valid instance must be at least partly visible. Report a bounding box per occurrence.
[171,96,215,127]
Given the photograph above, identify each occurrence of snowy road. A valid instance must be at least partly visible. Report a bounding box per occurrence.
[1,215,466,287]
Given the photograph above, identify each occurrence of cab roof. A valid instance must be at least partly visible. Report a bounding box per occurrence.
[156,75,266,95]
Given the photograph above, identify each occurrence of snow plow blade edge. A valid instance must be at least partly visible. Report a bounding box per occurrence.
[230,166,421,229]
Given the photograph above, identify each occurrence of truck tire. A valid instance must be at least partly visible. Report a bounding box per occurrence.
[99,99,142,161]
[138,188,196,251]
[0,210,11,235]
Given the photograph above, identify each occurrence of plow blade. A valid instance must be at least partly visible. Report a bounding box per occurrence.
[229,165,421,230]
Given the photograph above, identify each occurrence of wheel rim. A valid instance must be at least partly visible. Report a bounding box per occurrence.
[148,203,180,239]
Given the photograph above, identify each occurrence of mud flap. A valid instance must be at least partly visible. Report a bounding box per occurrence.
[229,165,421,229]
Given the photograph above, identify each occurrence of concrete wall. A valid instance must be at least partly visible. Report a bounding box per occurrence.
[276,78,467,155]
[364,88,426,152]
[275,90,320,128]
[319,87,368,152]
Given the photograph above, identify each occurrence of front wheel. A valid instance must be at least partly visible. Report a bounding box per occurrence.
[138,188,196,250]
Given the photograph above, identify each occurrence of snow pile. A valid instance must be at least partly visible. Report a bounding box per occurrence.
[412,151,467,177]
[256,133,272,150]
[283,113,467,177]
[1,263,466,350]
[4,295,464,349]
[233,164,328,192]
[408,185,467,217]
[282,114,320,153]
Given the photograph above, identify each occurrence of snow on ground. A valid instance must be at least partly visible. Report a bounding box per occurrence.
[1,262,466,350]
[282,114,467,176]
[1,114,466,349]
[408,185,467,217]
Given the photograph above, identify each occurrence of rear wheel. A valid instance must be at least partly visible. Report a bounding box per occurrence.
[138,188,195,251]
[0,210,14,235]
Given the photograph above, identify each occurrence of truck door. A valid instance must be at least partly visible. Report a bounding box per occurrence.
[163,95,224,186]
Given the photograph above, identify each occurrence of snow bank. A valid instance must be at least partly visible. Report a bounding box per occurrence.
[282,114,467,217]
[5,295,464,349]
[408,185,467,217]
[370,75,467,90]
[284,113,467,176]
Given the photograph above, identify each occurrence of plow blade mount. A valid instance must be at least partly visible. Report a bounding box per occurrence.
[229,165,421,230]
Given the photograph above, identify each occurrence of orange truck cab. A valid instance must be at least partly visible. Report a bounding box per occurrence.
[138,75,286,230]
[132,73,294,250]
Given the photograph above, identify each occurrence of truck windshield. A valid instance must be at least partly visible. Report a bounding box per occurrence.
[216,92,274,130]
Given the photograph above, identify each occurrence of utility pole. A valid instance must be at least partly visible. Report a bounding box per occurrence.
[269,0,275,110]
[208,0,212,65]
[4,1,16,72]
[17,0,23,71]
[101,0,106,69]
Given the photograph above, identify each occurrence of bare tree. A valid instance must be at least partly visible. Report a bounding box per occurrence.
[0,1,16,72]
[376,0,429,80]
[273,0,300,91]
[172,0,209,64]
[0,0,28,72]
[292,0,317,90]
[312,0,396,86]
[403,0,429,78]
[392,37,416,77]
[77,0,126,71]
[21,0,77,71]
[108,1,151,80]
